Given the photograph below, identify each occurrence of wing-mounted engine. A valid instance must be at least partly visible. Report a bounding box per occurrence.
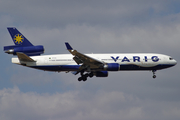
[4,45,44,56]
[103,63,120,71]
[95,71,108,77]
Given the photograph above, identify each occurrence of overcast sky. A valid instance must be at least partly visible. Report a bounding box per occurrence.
[1,0,180,120]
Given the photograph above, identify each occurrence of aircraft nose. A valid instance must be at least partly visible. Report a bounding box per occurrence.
[174,59,177,65]
[171,59,177,66]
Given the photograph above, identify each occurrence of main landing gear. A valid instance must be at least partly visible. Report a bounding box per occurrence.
[152,70,156,79]
[78,72,94,81]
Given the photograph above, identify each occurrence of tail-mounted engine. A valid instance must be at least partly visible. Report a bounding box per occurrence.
[4,45,44,56]
[95,71,108,77]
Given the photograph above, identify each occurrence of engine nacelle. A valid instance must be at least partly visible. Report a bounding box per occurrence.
[95,71,108,77]
[4,45,44,56]
[104,63,120,71]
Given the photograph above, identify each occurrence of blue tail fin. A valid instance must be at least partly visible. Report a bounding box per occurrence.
[7,27,33,46]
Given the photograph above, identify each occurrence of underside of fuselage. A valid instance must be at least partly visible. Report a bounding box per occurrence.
[28,64,175,72]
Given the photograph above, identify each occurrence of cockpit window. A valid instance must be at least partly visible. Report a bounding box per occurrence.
[169,57,174,60]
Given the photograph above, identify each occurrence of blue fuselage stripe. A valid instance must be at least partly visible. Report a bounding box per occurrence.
[120,64,175,70]
[30,64,175,72]
[30,65,80,71]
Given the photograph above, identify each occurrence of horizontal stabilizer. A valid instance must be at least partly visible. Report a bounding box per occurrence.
[16,52,36,62]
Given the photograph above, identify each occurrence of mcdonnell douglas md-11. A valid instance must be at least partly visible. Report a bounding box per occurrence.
[4,27,177,81]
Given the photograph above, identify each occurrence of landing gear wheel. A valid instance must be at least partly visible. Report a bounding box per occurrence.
[89,72,94,78]
[84,73,89,78]
[77,71,94,81]
[152,70,157,79]
[83,78,87,81]
[78,77,82,81]
[78,75,87,82]
[82,75,87,81]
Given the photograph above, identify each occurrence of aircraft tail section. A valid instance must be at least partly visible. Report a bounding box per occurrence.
[4,27,44,56]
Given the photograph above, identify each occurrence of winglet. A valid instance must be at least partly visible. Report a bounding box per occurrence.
[65,42,73,50]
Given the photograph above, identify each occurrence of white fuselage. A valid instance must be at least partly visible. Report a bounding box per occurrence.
[12,53,177,72]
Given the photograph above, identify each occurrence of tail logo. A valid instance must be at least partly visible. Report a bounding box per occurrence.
[14,34,24,44]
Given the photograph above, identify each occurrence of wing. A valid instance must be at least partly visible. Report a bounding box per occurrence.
[65,42,104,70]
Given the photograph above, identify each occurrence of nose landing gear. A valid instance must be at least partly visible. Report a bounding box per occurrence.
[152,70,156,79]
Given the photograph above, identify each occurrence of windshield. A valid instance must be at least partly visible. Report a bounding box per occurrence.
[169,57,174,60]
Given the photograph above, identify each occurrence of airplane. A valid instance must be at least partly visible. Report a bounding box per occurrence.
[4,27,177,81]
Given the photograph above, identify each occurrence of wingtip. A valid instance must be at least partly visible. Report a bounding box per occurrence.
[7,27,16,30]
[65,42,73,50]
